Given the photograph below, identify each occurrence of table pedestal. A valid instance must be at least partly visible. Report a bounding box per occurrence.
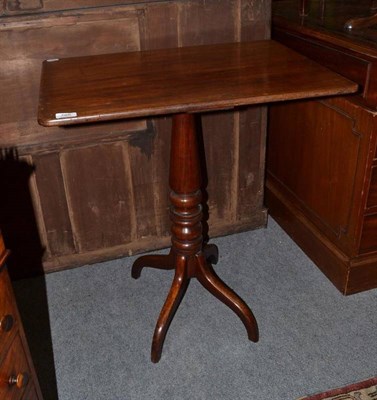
[131,113,259,363]
[38,40,357,364]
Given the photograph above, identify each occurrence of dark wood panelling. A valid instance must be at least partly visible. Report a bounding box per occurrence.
[273,28,370,89]
[268,99,364,254]
[237,107,267,221]
[32,153,75,258]
[127,129,158,239]
[266,184,350,293]
[268,0,377,294]
[4,0,44,13]
[151,117,173,238]
[144,2,179,49]
[179,0,240,46]
[272,1,377,109]
[360,214,377,253]
[366,166,377,210]
[240,0,271,41]
[2,0,162,14]
[267,95,377,292]
[1,0,271,274]
[61,143,134,252]
[0,6,146,152]
[348,253,377,294]
[141,3,178,240]
[202,111,236,228]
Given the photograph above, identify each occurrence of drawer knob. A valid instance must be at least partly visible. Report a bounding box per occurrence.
[8,372,29,388]
[0,314,14,332]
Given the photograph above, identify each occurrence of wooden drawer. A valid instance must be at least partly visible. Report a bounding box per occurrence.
[0,269,19,354]
[21,383,39,400]
[0,335,31,400]
[360,214,377,253]
[0,235,43,399]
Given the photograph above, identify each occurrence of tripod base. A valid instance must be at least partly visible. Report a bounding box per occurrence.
[131,113,259,363]
[132,244,258,363]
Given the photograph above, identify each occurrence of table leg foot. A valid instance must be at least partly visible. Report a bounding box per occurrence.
[195,252,259,342]
[131,252,175,279]
[203,243,219,265]
[151,255,189,363]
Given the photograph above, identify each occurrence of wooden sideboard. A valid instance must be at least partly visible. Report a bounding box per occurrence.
[0,0,271,278]
[267,0,377,294]
[0,232,43,399]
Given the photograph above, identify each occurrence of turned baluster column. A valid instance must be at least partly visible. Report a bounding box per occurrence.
[138,112,258,363]
[150,113,204,363]
[169,113,203,263]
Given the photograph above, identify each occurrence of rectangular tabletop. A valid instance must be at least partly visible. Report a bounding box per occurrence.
[38,40,357,126]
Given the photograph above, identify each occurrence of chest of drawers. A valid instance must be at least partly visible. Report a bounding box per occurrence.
[0,233,43,399]
[267,0,377,294]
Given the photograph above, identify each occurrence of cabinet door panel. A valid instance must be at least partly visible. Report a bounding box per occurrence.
[0,336,31,400]
[268,100,361,241]
[367,166,377,210]
[360,214,377,253]
[61,143,134,252]
[32,153,75,258]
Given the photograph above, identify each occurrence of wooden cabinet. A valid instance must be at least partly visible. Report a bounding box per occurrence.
[0,233,43,399]
[0,0,271,278]
[267,0,377,294]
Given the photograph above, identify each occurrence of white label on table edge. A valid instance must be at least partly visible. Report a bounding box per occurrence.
[55,112,78,119]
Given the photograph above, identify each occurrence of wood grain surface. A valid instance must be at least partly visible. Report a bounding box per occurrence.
[1,0,272,276]
[38,40,357,126]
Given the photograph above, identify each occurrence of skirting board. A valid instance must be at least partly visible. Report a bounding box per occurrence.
[265,182,377,295]
[41,209,268,274]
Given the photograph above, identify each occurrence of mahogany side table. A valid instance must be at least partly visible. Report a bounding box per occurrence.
[38,40,357,363]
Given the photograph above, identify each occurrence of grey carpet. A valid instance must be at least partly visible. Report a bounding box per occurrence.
[14,217,377,400]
